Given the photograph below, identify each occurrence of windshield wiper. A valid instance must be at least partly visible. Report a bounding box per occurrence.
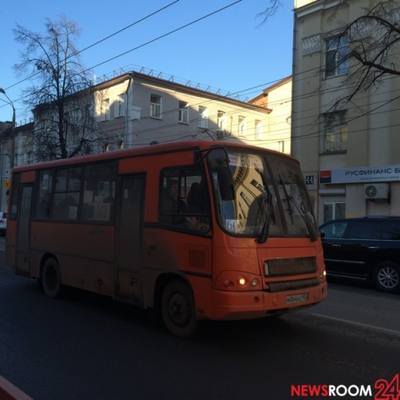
[256,192,273,244]
[255,167,273,244]
[278,176,294,225]
[278,176,317,241]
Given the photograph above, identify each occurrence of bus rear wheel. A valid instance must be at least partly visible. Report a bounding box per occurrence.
[161,280,197,337]
[41,258,62,299]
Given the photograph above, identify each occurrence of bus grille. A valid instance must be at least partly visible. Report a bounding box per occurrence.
[266,278,320,292]
[264,257,317,277]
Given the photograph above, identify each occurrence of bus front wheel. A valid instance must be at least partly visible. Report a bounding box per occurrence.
[161,280,197,337]
[41,258,62,299]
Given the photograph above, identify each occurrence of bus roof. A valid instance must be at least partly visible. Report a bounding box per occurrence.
[13,140,298,172]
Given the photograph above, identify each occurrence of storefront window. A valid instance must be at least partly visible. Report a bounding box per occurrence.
[323,201,345,223]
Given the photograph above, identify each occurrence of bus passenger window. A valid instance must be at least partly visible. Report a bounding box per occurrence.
[81,162,116,222]
[52,167,81,220]
[160,167,210,233]
[36,170,53,219]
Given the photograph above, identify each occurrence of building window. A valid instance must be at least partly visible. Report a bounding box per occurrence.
[326,35,349,77]
[198,106,208,128]
[323,201,345,223]
[217,111,227,131]
[117,101,123,117]
[101,98,110,121]
[150,94,162,119]
[322,111,348,153]
[238,116,247,137]
[114,95,125,118]
[178,101,189,123]
[255,119,263,140]
[278,140,285,153]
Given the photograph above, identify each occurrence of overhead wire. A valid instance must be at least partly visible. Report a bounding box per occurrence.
[3,0,181,92]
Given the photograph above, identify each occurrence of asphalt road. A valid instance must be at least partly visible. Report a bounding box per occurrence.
[0,238,399,399]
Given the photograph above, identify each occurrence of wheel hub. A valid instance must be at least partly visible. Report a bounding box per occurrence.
[168,293,190,326]
[378,266,399,289]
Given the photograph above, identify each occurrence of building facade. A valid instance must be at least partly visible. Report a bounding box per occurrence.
[33,72,272,155]
[0,122,33,212]
[249,76,292,155]
[292,0,400,224]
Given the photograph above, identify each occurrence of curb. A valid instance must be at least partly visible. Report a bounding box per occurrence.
[0,376,32,400]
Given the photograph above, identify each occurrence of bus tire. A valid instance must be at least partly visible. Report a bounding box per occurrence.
[41,257,62,299]
[161,280,197,337]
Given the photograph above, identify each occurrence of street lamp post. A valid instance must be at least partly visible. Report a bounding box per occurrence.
[0,88,16,212]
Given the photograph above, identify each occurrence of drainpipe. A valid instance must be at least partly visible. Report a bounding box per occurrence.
[125,75,133,148]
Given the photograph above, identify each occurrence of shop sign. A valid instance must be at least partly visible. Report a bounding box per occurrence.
[320,165,400,184]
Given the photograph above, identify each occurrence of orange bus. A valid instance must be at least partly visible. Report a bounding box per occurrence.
[6,140,327,336]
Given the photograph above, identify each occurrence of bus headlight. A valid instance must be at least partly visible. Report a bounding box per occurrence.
[320,269,327,281]
[238,277,246,286]
[216,272,262,291]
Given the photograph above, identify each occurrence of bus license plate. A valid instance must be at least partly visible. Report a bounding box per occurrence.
[286,293,309,304]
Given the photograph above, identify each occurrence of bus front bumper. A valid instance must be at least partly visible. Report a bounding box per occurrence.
[207,281,327,320]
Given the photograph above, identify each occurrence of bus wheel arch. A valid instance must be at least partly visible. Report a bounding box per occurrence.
[40,254,62,299]
[154,273,197,337]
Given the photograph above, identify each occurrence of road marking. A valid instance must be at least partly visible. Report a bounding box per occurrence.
[308,312,400,339]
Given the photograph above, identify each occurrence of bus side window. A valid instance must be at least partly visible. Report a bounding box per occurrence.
[81,162,116,222]
[52,167,81,220]
[9,173,20,219]
[159,167,210,233]
[35,170,53,219]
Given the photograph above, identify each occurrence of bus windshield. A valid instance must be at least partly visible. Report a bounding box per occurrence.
[208,148,316,238]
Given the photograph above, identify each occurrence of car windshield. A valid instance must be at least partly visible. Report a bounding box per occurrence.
[208,148,315,238]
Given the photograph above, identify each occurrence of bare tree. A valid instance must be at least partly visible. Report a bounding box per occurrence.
[334,1,400,106]
[258,0,282,23]
[14,17,99,160]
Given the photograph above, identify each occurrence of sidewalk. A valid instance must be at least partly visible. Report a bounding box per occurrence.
[0,376,32,400]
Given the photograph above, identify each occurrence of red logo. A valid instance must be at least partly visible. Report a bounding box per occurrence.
[374,374,400,400]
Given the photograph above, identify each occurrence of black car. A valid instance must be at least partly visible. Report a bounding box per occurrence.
[320,217,400,293]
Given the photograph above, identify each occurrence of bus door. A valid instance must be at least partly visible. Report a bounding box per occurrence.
[16,184,33,275]
[115,174,145,304]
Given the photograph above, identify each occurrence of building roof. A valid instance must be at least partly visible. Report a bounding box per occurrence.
[129,72,271,113]
[0,122,33,139]
[35,71,271,114]
[248,75,292,104]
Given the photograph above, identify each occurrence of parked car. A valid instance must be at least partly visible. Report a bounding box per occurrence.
[0,211,6,234]
[319,217,400,293]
